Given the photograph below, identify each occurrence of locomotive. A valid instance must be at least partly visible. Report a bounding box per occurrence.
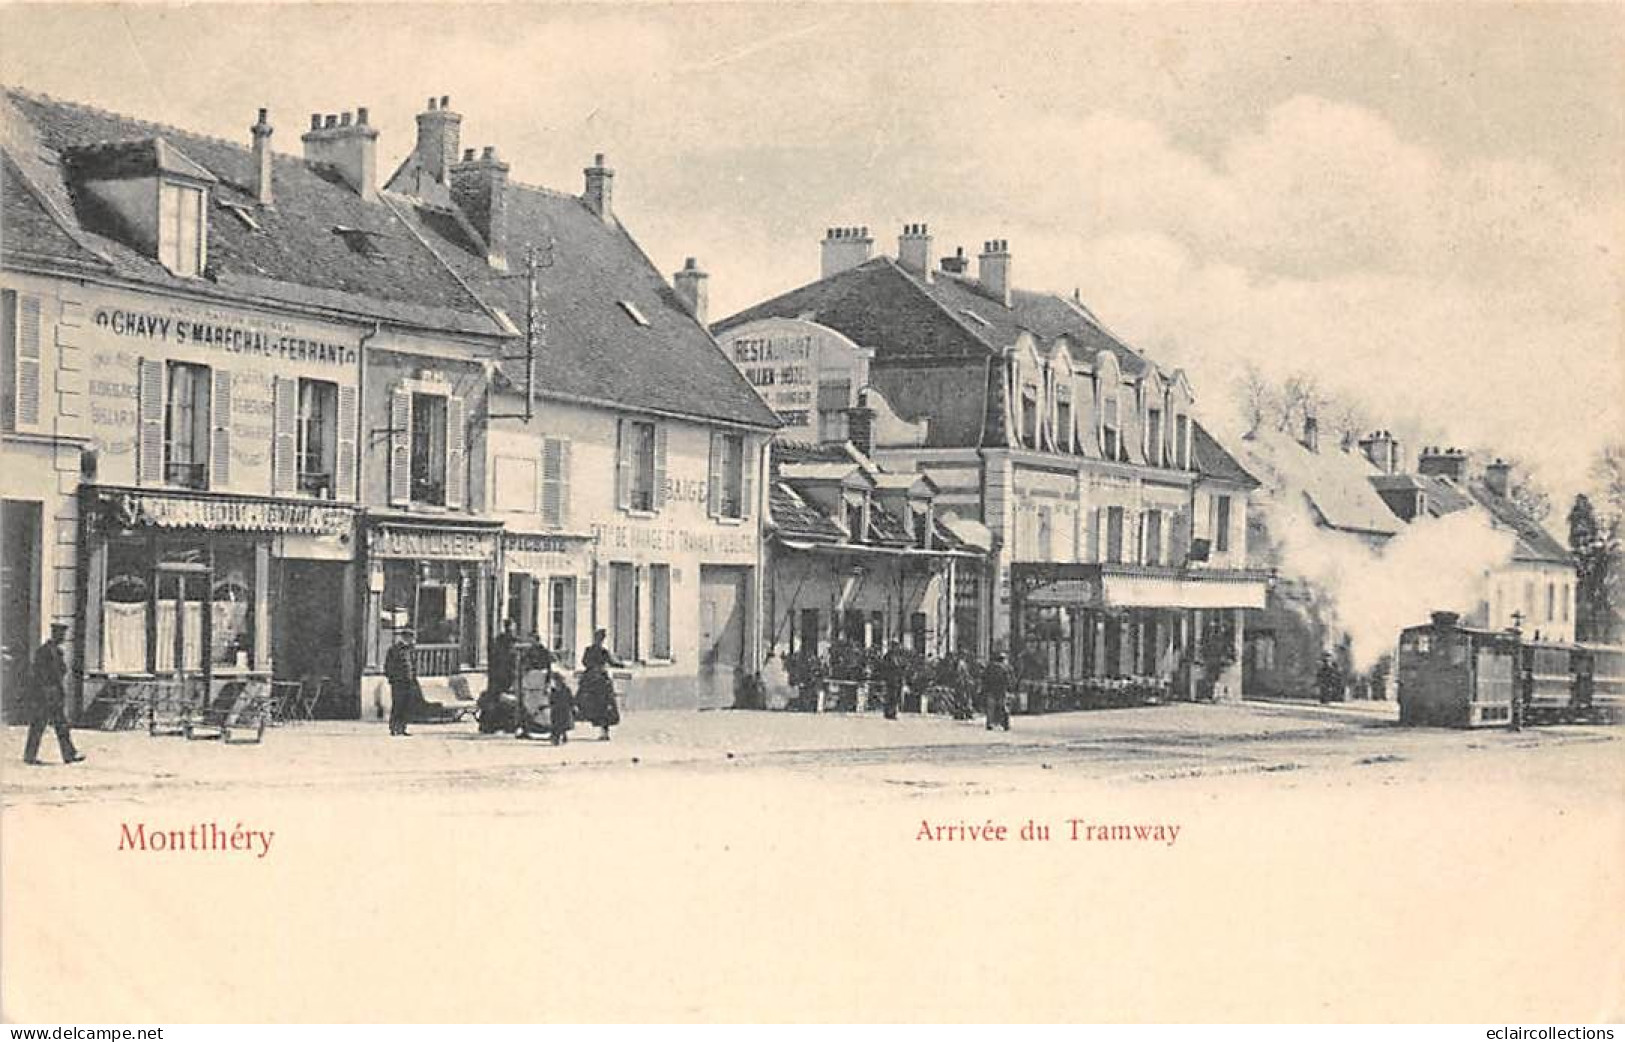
[1396,611,1621,728]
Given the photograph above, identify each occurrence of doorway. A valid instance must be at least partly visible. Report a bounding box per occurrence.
[699,566,749,708]
[273,560,346,715]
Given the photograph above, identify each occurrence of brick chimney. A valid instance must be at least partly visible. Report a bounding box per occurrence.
[820,226,873,279]
[977,239,1011,307]
[301,107,378,202]
[1418,446,1468,482]
[1300,414,1320,453]
[250,108,274,207]
[413,95,461,186]
[583,153,614,222]
[939,245,969,276]
[1484,457,1511,498]
[897,223,933,277]
[673,256,709,326]
[1358,429,1401,475]
[847,397,876,458]
[450,145,510,269]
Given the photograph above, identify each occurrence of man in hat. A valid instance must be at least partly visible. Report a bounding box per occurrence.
[23,622,84,765]
[983,650,1014,732]
[385,628,422,736]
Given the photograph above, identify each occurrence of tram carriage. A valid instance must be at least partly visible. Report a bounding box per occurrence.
[1397,611,1619,727]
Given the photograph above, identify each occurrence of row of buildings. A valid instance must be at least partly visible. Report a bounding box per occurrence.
[1,88,1571,718]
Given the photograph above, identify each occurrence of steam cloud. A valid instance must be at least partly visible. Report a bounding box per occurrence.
[1266,498,1518,672]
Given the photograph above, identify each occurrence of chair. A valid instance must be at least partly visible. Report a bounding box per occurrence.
[291,675,327,723]
[268,681,302,724]
[147,679,197,737]
[183,679,271,744]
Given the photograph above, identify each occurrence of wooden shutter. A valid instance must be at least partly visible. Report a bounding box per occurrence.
[615,419,632,511]
[272,377,297,495]
[445,395,467,509]
[1170,511,1190,565]
[334,385,358,500]
[542,437,565,528]
[388,387,411,506]
[210,368,232,489]
[137,358,164,486]
[1122,385,1146,465]
[15,294,40,428]
[1087,505,1102,563]
[707,431,723,518]
[652,422,668,512]
[740,438,754,519]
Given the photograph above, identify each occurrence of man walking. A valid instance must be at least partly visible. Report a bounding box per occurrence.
[23,622,84,766]
[983,650,1013,732]
[385,628,421,736]
[878,643,905,720]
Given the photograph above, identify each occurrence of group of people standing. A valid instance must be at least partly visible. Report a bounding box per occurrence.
[386,622,623,743]
[870,642,1015,731]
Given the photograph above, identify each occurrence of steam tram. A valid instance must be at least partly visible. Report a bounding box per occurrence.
[1396,612,1620,728]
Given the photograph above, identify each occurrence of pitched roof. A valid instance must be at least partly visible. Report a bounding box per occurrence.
[1235,428,1402,537]
[1396,473,1571,565]
[389,181,779,429]
[1192,422,1259,488]
[769,481,846,543]
[1,88,503,336]
[715,255,1153,376]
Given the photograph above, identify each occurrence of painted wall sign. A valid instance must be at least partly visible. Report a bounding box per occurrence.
[589,521,755,559]
[504,532,587,556]
[371,524,499,561]
[98,491,354,537]
[717,318,871,437]
[94,308,356,366]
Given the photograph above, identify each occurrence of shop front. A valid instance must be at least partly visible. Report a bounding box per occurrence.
[500,529,595,664]
[360,516,501,717]
[1010,562,1269,706]
[77,486,358,716]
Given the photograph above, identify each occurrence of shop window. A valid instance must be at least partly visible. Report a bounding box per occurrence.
[165,361,211,489]
[210,544,256,669]
[711,432,747,519]
[798,608,820,655]
[549,577,576,660]
[158,180,206,277]
[507,572,540,637]
[650,564,672,659]
[611,562,638,660]
[297,378,338,497]
[410,393,448,506]
[1212,495,1232,553]
[380,559,479,675]
[1147,408,1164,467]
[619,419,660,513]
[102,540,151,673]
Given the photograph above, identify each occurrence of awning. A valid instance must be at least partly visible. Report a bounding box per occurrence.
[1013,563,1270,611]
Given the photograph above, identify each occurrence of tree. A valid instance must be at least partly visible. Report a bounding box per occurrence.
[1504,458,1552,524]
[1569,492,1621,643]
[1235,363,1274,436]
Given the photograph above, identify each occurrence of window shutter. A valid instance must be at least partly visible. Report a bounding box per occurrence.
[335,384,358,500]
[1087,506,1102,563]
[1170,511,1190,565]
[270,377,297,494]
[707,431,723,518]
[388,388,411,506]
[542,437,564,528]
[210,368,232,489]
[137,358,164,485]
[558,440,572,530]
[740,439,754,519]
[445,395,467,509]
[653,422,668,512]
[1122,386,1146,464]
[615,418,632,511]
[15,294,41,428]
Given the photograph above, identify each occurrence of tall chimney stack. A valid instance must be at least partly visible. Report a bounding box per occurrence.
[250,107,274,207]
[939,245,969,276]
[301,106,378,202]
[673,256,710,326]
[450,144,511,270]
[1483,458,1512,498]
[1418,446,1468,482]
[583,153,614,222]
[897,222,934,278]
[820,226,873,279]
[977,239,1011,307]
[413,95,462,187]
[1358,429,1400,475]
[1301,414,1320,453]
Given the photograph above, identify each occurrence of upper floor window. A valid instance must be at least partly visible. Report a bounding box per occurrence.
[1101,388,1121,461]
[1211,494,1232,553]
[1055,386,1072,453]
[410,392,448,506]
[710,432,748,520]
[1175,414,1190,469]
[1147,408,1164,467]
[618,419,661,513]
[1142,510,1163,565]
[297,378,338,497]
[845,494,869,541]
[1105,506,1126,564]
[913,504,932,549]
[1020,382,1039,449]
[165,361,211,489]
[159,181,206,277]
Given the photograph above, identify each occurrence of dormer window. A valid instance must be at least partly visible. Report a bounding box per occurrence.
[159,181,206,276]
[1055,385,1073,454]
[845,493,869,542]
[1147,406,1164,467]
[1101,387,1121,461]
[1020,382,1039,448]
[913,503,933,549]
[333,226,385,258]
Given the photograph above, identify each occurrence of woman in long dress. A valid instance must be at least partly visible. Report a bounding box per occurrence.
[578,628,622,740]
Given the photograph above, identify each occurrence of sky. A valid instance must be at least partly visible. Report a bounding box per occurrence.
[3,3,1621,502]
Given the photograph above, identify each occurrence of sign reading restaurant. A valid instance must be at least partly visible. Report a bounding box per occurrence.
[94,308,357,366]
[717,317,870,436]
